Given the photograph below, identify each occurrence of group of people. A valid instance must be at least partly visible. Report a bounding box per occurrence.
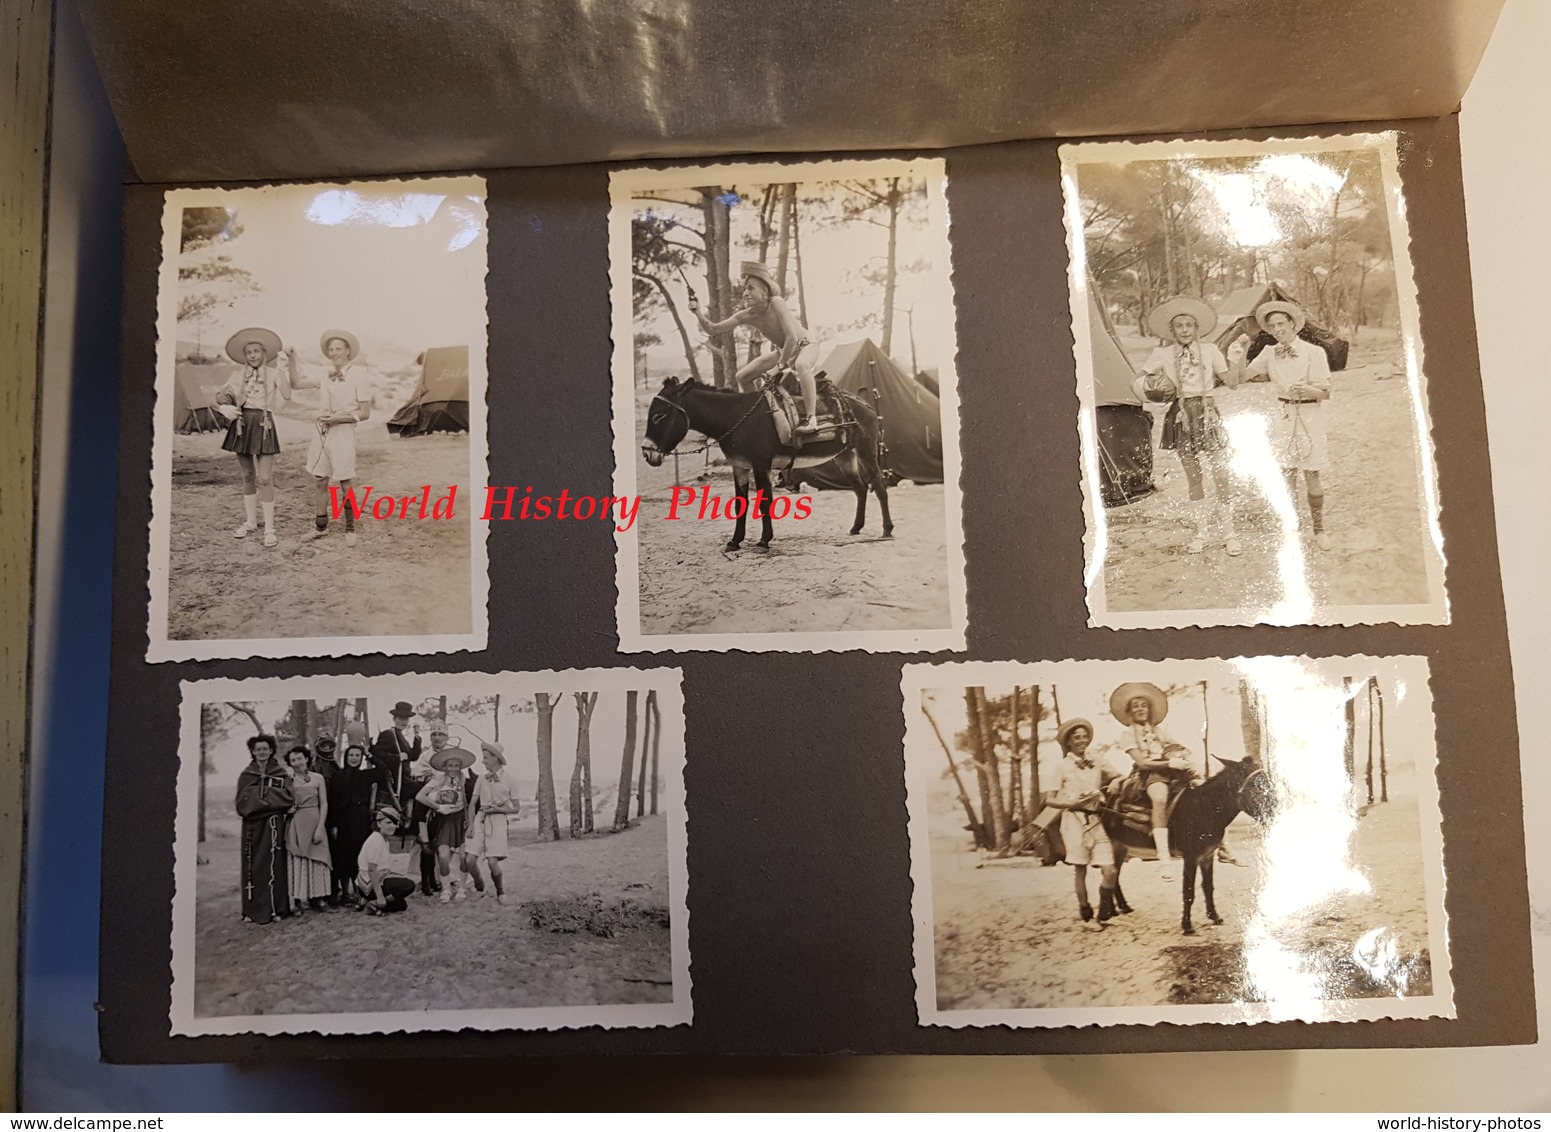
[1133,296,1334,555]
[1040,681,1214,932]
[213,326,376,549]
[233,702,522,922]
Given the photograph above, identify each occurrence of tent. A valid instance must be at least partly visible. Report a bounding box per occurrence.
[1089,287,1156,507]
[798,338,943,488]
[1213,281,1349,371]
[388,345,470,436]
[173,362,230,433]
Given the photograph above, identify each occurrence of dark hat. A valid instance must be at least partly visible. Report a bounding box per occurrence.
[390,701,416,719]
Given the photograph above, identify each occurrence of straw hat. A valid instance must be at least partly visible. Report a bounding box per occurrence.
[739,260,781,297]
[1109,681,1169,725]
[480,741,507,767]
[319,329,361,361]
[1255,300,1306,334]
[225,327,282,365]
[1147,296,1218,341]
[429,744,475,772]
[1056,718,1095,753]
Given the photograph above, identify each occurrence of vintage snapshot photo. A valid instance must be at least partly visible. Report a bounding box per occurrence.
[902,655,1451,1028]
[1062,134,1448,628]
[609,158,967,653]
[169,668,690,1036]
[147,178,490,662]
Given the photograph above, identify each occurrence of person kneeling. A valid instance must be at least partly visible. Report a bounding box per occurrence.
[356,808,415,915]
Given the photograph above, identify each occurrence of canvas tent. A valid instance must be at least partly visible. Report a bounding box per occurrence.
[1090,287,1156,507]
[1213,281,1349,371]
[173,363,230,433]
[798,338,944,488]
[388,346,470,436]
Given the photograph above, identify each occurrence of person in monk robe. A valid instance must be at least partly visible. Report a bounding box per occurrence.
[235,734,295,924]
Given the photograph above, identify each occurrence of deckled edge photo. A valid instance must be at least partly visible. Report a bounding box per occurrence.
[144,177,492,663]
[168,666,692,1036]
[607,157,968,654]
[1060,133,1449,630]
[901,655,1453,1028]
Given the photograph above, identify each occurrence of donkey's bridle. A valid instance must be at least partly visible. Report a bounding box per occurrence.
[1237,767,1270,818]
[641,393,692,459]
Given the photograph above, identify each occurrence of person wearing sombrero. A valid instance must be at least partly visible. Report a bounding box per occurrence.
[1041,718,1124,930]
[213,327,297,548]
[287,330,374,548]
[416,737,476,903]
[691,260,824,435]
[461,741,522,905]
[1134,296,1243,556]
[1111,681,1197,881]
[1230,300,1334,551]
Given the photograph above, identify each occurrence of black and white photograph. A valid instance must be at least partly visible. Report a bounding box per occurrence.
[902,656,1451,1027]
[609,158,966,653]
[1063,134,1448,629]
[147,178,490,662]
[169,669,690,1036]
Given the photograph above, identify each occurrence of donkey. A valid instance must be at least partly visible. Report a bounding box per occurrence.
[1103,756,1275,934]
[641,374,892,551]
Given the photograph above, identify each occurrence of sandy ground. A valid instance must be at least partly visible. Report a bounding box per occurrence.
[1102,329,1436,615]
[926,774,1436,1012]
[631,418,952,636]
[166,406,474,642]
[192,812,673,1019]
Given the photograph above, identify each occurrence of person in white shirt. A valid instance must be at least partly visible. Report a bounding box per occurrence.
[1040,719,1122,930]
[1134,296,1242,556]
[213,327,295,548]
[356,808,415,915]
[1231,300,1334,550]
[462,741,522,905]
[288,329,373,548]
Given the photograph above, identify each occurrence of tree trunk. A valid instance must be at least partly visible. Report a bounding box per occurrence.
[569,691,597,838]
[792,192,809,326]
[923,700,986,849]
[198,709,210,843]
[635,693,651,818]
[647,689,661,815]
[1342,676,1356,794]
[776,183,794,296]
[535,693,561,841]
[699,187,737,388]
[492,693,500,742]
[639,271,703,382]
[880,178,901,356]
[966,688,1011,852]
[1365,676,1375,806]
[1009,687,1024,829]
[613,690,639,832]
[1029,686,1042,806]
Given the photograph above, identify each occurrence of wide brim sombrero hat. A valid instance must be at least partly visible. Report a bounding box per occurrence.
[1147,296,1218,341]
[429,745,475,772]
[480,740,507,766]
[1056,717,1095,753]
[1109,681,1169,725]
[225,327,282,365]
[739,260,781,297]
[1255,300,1307,333]
[319,328,361,361]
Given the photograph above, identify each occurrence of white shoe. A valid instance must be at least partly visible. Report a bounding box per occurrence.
[304,527,329,542]
[1225,536,1243,557]
[233,523,257,540]
[496,894,510,906]
[1314,532,1332,551]
[263,529,277,548]
[439,887,452,903]
[345,530,358,548]
[454,887,467,902]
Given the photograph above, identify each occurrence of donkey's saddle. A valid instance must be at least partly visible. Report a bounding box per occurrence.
[762,370,851,448]
[1104,771,1187,843]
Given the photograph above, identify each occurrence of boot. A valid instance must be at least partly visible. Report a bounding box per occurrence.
[1098,887,1117,923]
[233,495,258,539]
[1153,828,1175,880]
[1114,884,1133,914]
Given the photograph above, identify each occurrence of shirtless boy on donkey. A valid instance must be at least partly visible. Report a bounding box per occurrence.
[691,261,823,435]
